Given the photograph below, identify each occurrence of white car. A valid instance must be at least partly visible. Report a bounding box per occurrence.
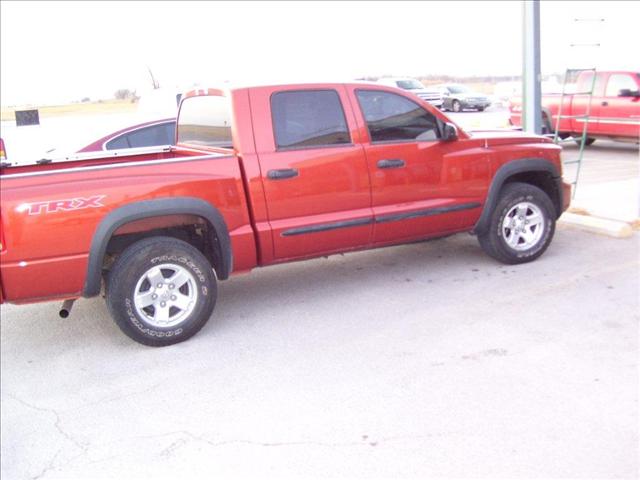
[377,77,443,108]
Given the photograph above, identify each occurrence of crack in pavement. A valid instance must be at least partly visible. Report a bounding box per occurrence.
[71,381,164,410]
[31,448,62,480]
[6,393,89,479]
[138,430,465,459]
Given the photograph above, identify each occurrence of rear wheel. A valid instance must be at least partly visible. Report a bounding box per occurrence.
[478,182,556,264]
[477,106,485,112]
[106,236,217,346]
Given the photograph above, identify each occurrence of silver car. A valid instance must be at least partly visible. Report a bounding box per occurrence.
[377,77,443,108]
[437,84,491,112]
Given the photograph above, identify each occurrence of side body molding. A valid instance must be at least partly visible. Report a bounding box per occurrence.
[473,158,563,235]
[83,197,232,297]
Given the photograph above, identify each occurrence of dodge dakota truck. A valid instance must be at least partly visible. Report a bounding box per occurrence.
[509,70,640,143]
[0,82,571,346]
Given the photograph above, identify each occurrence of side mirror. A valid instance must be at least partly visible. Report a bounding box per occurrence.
[619,88,640,98]
[442,122,458,141]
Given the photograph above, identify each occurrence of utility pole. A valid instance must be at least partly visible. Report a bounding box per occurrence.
[522,0,542,134]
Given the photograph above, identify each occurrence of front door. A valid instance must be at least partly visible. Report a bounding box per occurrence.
[595,72,640,137]
[349,87,488,245]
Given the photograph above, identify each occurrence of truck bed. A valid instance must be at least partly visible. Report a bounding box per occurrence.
[0,145,229,177]
[0,143,256,303]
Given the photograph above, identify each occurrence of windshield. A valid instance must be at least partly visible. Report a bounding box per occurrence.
[396,80,424,90]
[447,85,470,94]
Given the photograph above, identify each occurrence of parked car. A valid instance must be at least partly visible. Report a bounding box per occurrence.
[377,77,443,108]
[0,82,570,346]
[77,118,176,152]
[77,86,183,152]
[509,70,640,144]
[438,84,491,112]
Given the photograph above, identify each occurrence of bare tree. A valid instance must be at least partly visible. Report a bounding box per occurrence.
[147,66,160,90]
[114,89,134,100]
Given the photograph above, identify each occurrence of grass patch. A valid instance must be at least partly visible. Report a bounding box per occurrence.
[1,99,138,122]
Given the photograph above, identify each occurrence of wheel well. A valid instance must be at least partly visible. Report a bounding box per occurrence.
[503,171,561,216]
[103,215,223,278]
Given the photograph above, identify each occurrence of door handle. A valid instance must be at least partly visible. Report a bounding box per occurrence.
[267,168,299,180]
[377,159,406,169]
[601,101,608,107]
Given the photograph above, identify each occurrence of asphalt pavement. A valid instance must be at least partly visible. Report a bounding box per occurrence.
[1,227,638,479]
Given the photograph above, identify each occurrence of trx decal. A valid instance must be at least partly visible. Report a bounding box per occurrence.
[18,195,106,215]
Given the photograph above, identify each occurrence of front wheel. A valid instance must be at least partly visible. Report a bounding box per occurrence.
[576,137,596,147]
[452,100,462,112]
[542,114,552,135]
[106,236,217,346]
[478,182,556,264]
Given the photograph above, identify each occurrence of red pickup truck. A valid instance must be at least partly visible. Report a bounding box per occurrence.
[0,82,571,346]
[509,71,640,144]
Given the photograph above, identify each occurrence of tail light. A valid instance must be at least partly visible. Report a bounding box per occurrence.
[0,210,4,252]
[0,138,6,162]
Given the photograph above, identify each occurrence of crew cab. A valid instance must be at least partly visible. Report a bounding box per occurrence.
[509,71,640,144]
[0,82,571,346]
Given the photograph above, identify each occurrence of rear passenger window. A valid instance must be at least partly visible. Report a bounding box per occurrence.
[356,90,440,143]
[576,72,607,96]
[271,90,351,149]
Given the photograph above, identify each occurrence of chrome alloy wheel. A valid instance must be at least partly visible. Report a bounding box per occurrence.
[133,263,198,328]
[501,201,545,251]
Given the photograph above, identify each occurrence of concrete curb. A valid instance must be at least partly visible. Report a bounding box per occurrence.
[559,212,634,239]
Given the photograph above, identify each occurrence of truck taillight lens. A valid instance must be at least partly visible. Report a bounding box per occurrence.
[0,211,4,252]
[0,138,6,161]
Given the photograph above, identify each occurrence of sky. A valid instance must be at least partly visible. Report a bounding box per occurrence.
[1,1,638,106]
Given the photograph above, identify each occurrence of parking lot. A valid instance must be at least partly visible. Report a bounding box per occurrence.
[1,110,639,480]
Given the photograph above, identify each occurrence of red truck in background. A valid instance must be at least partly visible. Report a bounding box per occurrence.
[509,71,640,144]
[0,82,571,346]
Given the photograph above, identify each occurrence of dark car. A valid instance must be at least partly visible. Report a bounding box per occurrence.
[437,84,491,112]
[77,118,176,152]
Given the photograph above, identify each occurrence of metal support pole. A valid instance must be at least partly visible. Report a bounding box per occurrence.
[522,0,542,134]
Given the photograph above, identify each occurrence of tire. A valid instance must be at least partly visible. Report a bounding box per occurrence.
[106,236,217,346]
[542,114,552,135]
[452,100,462,112]
[477,182,556,265]
[477,106,485,112]
[575,137,596,146]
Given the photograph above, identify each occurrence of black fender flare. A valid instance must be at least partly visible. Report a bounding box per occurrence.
[473,159,563,235]
[83,197,232,297]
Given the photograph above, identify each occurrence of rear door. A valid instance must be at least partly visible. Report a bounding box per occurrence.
[250,86,372,260]
[595,72,640,137]
[349,87,487,245]
[569,71,606,136]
